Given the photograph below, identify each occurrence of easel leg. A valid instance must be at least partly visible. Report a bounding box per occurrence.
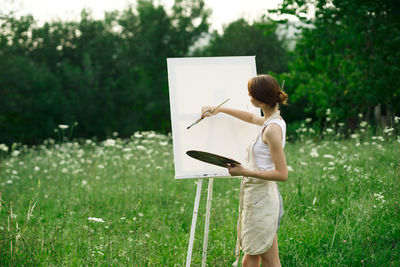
[202,178,214,267]
[186,178,203,267]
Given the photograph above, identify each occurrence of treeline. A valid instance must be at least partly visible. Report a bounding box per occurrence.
[0,0,289,145]
[0,0,211,144]
[0,0,399,145]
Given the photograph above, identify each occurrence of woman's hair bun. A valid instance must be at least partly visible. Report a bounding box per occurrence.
[278,91,288,104]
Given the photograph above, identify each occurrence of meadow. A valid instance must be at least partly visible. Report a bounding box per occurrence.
[1,121,399,266]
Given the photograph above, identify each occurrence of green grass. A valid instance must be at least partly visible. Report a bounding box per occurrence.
[1,130,399,266]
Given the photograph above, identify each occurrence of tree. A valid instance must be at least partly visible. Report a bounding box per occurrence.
[271,0,400,128]
[115,0,210,132]
[196,18,290,74]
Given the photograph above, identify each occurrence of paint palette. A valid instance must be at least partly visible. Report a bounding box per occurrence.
[186,150,241,168]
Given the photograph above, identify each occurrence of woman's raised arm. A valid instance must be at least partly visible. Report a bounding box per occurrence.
[201,106,264,126]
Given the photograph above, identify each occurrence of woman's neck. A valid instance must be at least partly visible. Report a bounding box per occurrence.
[262,106,279,119]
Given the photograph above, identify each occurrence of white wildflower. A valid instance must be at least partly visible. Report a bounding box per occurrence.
[159,141,168,146]
[138,212,144,217]
[383,127,394,134]
[123,154,132,160]
[310,148,319,158]
[360,121,368,127]
[0,144,9,152]
[6,180,13,184]
[134,132,143,138]
[372,136,384,142]
[104,139,116,147]
[34,166,40,171]
[300,161,308,166]
[338,123,344,127]
[326,108,331,116]
[351,134,359,139]
[287,166,294,172]
[58,124,69,129]
[395,116,400,123]
[136,145,146,151]
[324,154,334,159]
[326,128,333,133]
[98,164,105,169]
[145,233,150,238]
[81,180,88,186]
[12,150,20,157]
[305,118,312,123]
[88,217,105,223]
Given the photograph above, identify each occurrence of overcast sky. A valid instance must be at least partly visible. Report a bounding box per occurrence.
[4,0,284,32]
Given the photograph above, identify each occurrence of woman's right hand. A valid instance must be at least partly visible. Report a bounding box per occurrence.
[201,106,218,118]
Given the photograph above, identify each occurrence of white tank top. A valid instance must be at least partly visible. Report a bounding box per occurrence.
[252,118,286,171]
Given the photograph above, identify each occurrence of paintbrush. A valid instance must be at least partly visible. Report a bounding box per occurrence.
[187,98,230,129]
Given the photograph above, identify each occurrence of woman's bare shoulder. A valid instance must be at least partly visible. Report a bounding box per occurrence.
[262,123,282,144]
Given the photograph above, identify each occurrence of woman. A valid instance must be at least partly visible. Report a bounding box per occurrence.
[201,74,288,267]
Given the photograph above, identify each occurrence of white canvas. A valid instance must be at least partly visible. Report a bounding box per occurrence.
[167,56,259,179]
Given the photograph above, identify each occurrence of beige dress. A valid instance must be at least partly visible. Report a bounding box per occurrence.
[234,115,285,264]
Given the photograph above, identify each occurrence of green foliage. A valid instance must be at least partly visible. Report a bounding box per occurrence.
[2,0,399,144]
[0,0,210,144]
[195,18,290,74]
[271,0,400,128]
[0,54,63,144]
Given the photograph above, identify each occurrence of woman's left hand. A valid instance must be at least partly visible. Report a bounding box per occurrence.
[226,163,246,176]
